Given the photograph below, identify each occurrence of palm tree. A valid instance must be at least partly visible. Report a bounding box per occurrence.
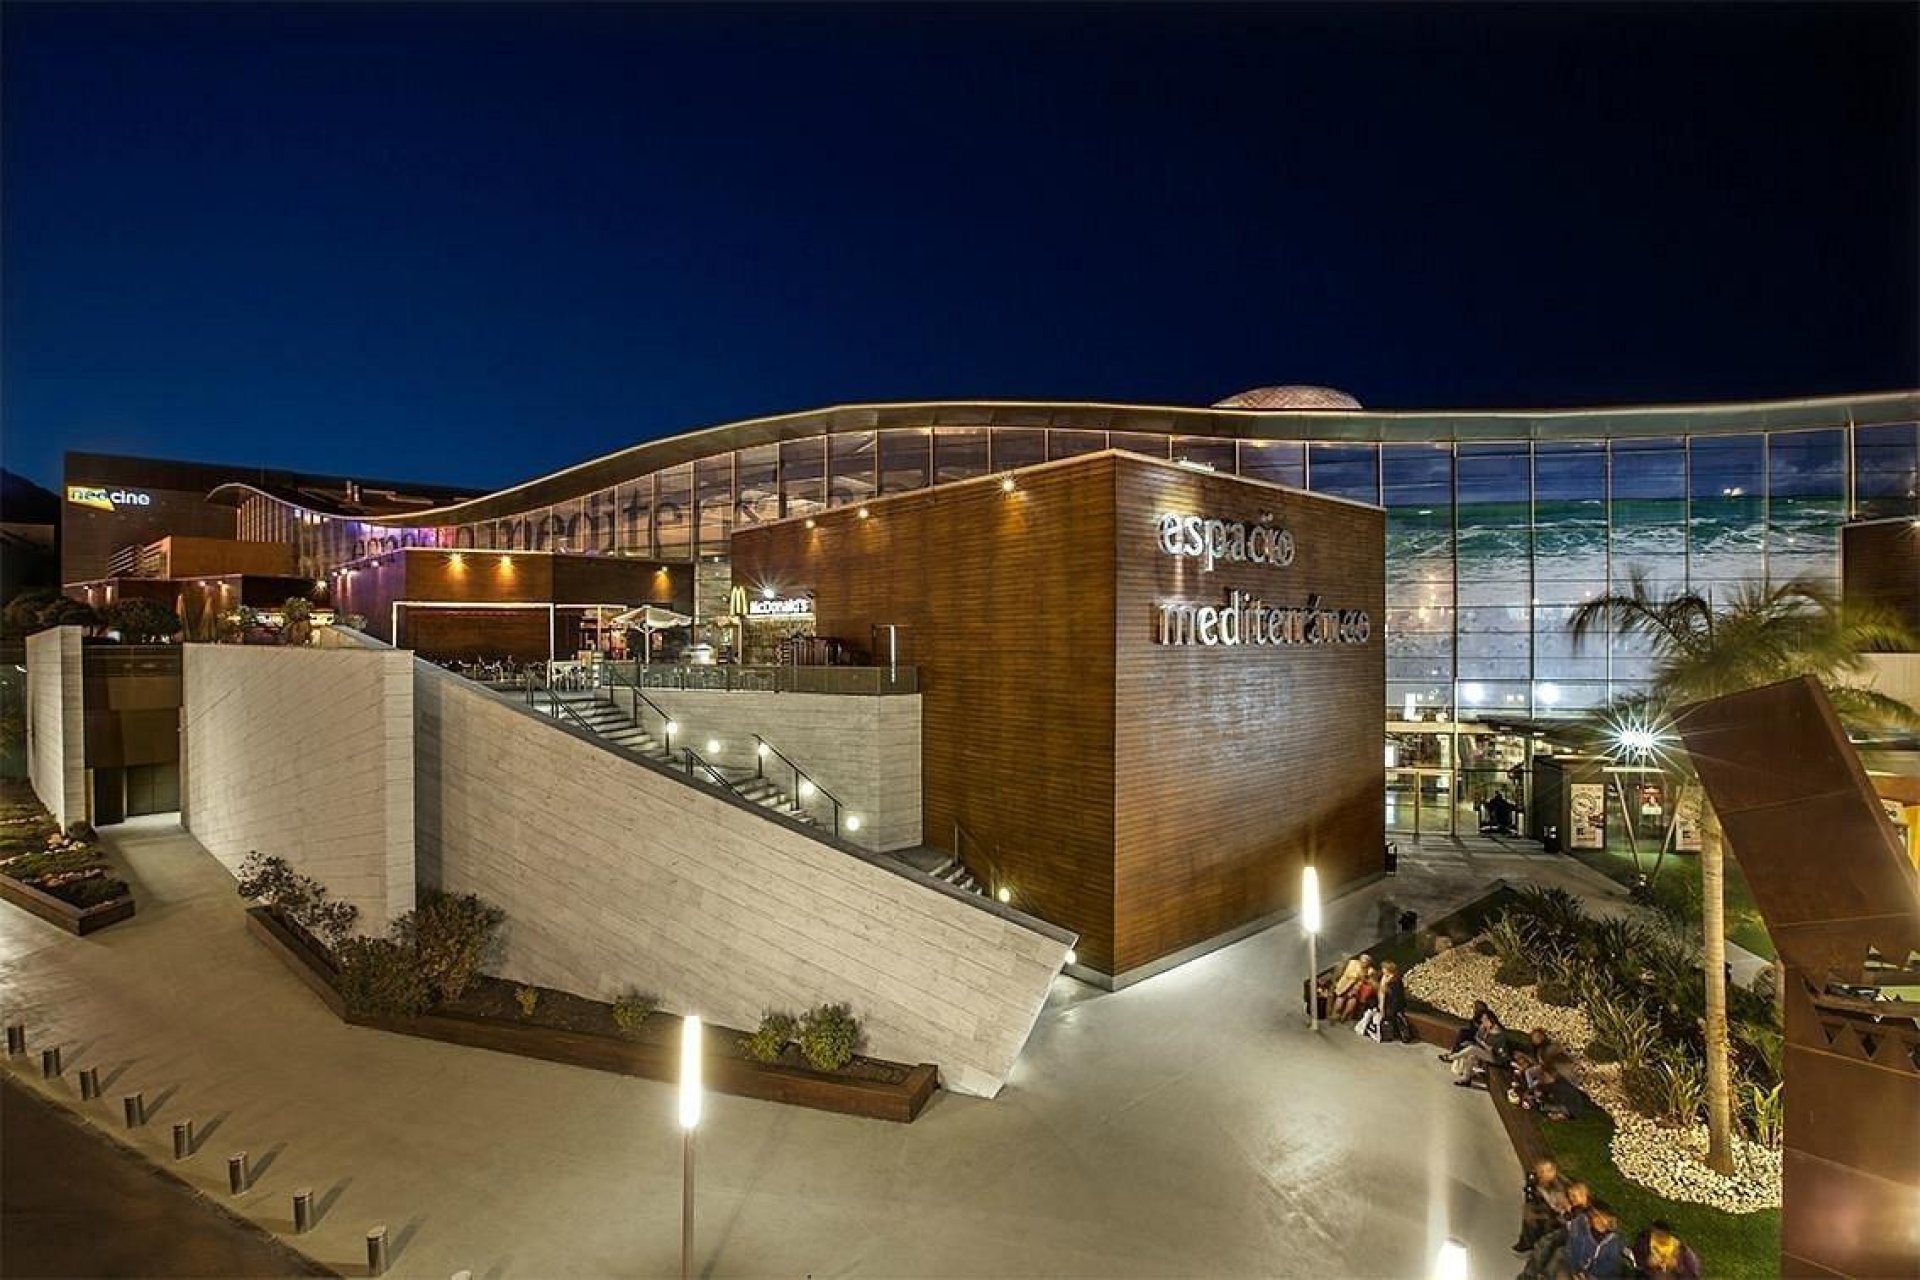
[1570,575,1918,1174]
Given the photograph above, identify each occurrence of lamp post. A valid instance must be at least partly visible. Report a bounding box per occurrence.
[679,1015,702,1280]
[1302,865,1321,1031]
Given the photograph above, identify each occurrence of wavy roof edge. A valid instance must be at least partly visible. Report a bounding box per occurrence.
[208,389,1920,528]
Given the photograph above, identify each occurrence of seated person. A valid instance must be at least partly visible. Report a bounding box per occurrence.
[1632,1219,1702,1280]
[1325,953,1368,1010]
[1442,1000,1493,1057]
[1450,1011,1508,1085]
[1563,1201,1627,1279]
[1334,965,1378,1021]
[1519,1181,1590,1279]
[1482,789,1518,834]
[1514,1157,1572,1253]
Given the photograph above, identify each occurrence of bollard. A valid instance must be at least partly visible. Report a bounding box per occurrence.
[79,1066,100,1100]
[172,1120,194,1160]
[123,1092,145,1128]
[40,1047,62,1078]
[227,1152,249,1195]
[452,1272,473,1280]
[292,1188,314,1234]
[4,1025,23,1055]
[366,1225,390,1277]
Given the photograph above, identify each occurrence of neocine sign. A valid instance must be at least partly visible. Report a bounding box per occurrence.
[67,486,153,512]
[1157,513,1294,571]
[747,595,814,619]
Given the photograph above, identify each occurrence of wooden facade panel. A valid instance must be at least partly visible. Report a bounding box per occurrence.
[734,458,1121,971]
[1111,459,1385,975]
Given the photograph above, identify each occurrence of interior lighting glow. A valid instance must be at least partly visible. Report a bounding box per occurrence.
[1433,1239,1468,1280]
[1459,682,1486,704]
[678,1016,703,1130]
[1301,865,1321,934]
[1537,682,1561,707]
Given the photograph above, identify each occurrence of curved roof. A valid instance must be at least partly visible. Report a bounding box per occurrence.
[208,389,1920,529]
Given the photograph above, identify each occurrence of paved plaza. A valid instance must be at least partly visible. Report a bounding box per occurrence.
[1,819,1653,1278]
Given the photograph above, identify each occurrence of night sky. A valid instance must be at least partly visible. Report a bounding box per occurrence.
[3,3,1915,494]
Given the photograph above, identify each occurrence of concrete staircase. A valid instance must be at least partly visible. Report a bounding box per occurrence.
[885,846,985,898]
[544,691,817,828]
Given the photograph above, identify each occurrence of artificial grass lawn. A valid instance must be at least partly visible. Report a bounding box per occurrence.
[1565,841,1776,961]
[1546,1105,1780,1277]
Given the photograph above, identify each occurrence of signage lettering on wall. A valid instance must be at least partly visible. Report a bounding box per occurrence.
[746,595,814,619]
[66,486,153,512]
[1157,513,1295,571]
[1152,510,1371,648]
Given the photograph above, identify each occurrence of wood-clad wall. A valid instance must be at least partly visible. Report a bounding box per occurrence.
[731,451,1386,979]
[1111,460,1385,975]
[733,457,1121,970]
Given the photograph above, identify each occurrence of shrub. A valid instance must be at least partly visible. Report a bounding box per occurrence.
[1535,979,1579,1008]
[1741,1079,1785,1150]
[1493,957,1537,988]
[1483,914,1533,965]
[1651,1048,1706,1127]
[1511,885,1587,939]
[1588,990,1660,1073]
[1471,939,1497,956]
[396,891,504,1003]
[233,852,358,951]
[101,598,181,642]
[743,1011,797,1063]
[611,990,659,1034]
[1621,1062,1667,1118]
[515,986,540,1018]
[796,1003,861,1072]
[337,937,430,1017]
[50,875,130,907]
[3,848,104,884]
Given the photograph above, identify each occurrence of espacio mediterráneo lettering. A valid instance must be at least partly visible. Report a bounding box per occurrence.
[1154,511,1372,648]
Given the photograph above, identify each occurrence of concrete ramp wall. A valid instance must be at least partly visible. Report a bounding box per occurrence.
[415,662,1070,1097]
[25,627,86,830]
[181,646,417,934]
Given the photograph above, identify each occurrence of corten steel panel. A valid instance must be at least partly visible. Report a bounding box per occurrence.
[1843,521,1920,634]
[1679,676,1920,1280]
[157,536,294,578]
[1111,459,1385,975]
[336,550,688,644]
[401,609,555,662]
[734,456,1121,970]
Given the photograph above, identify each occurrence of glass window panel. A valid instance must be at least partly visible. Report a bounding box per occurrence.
[988,429,1046,472]
[1854,423,1920,519]
[878,430,932,494]
[1111,432,1171,461]
[1173,436,1237,472]
[735,445,779,527]
[934,427,988,484]
[654,465,692,558]
[1048,430,1107,461]
[828,432,875,507]
[581,487,618,554]
[779,437,826,517]
[1767,429,1845,587]
[1240,440,1304,486]
[1308,443,1379,504]
[616,479,652,557]
[1456,443,1531,607]
[1610,437,1687,586]
[1687,436,1764,586]
[695,455,733,550]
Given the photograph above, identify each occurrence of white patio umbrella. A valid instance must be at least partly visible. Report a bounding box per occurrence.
[610,604,694,665]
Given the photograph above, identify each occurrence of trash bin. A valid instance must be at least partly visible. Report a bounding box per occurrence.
[1383,841,1399,874]
[1543,825,1562,854]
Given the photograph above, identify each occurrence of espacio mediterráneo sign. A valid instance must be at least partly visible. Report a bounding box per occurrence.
[1154,512,1372,648]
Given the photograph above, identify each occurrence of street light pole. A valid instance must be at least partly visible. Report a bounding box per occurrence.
[679,1015,702,1280]
[1302,865,1321,1031]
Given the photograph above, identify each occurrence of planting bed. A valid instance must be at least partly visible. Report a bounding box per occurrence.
[0,780,134,936]
[248,907,937,1122]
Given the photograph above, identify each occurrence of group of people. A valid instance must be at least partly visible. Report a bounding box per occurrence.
[1434,1003,1583,1118]
[1322,953,1414,1042]
[1516,1158,1703,1279]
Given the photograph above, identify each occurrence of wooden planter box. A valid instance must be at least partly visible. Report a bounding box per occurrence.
[247,908,939,1123]
[0,874,135,936]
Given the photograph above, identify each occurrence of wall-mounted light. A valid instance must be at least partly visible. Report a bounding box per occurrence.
[1063,948,1077,966]
[798,778,816,799]
[664,720,679,736]
[856,507,871,520]
[499,555,513,569]
[995,886,1011,904]
[844,814,861,832]
[755,742,768,759]
[804,518,817,530]
[760,586,776,601]
[449,553,464,568]
[705,738,720,755]
[999,475,1017,493]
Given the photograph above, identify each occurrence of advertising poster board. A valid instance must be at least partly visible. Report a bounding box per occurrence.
[1570,782,1606,849]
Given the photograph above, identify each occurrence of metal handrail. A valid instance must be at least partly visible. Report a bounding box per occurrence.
[752,733,846,838]
[599,661,677,738]
[524,674,604,741]
[680,747,745,798]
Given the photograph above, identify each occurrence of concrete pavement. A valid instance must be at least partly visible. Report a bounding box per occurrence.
[0,818,1628,1277]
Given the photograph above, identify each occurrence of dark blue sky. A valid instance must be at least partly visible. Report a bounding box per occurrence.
[4,3,1915,493]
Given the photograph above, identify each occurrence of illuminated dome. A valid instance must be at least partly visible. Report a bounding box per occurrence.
[1213,385,1362,410]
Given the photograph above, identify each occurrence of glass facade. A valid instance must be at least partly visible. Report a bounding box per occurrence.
[239,409,1919,724]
